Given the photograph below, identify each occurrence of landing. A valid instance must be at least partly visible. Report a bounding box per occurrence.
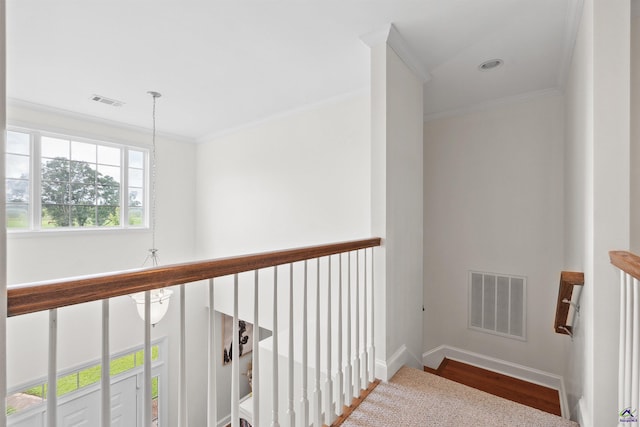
[339,366,578,427]
[430,358,562,416]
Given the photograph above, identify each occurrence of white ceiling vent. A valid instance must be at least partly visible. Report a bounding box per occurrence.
[469,271,526,341]
[90,94,125,107]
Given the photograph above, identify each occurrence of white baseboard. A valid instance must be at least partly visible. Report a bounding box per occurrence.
[375,358,388,381]
[576,396,590,427]
[422,345,571,419]
[217,414,230,427]
[375,345,409,381]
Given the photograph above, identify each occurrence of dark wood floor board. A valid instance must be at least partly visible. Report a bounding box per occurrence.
[428,358,562,417]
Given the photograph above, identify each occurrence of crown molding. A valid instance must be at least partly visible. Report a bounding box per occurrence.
[423,87,562,123]
[7,98,196,144]
[196,89,368,144]
[360,23,431,84]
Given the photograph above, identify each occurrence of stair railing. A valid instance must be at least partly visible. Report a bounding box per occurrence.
[610,250,640,425]
[7,237,381,427]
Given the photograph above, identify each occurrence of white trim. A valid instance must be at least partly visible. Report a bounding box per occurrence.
[374,359,388,382]
[7,227,150,240]
[360,23,431,83]
[557,0,584,90]
[423,87,562,123]
[9,116,157,152]
[8,98,195,145]
[386,345,408,379]
[196,89,368,144]
[0,2,7,424]
[375,345,409,381]
[217,414,231,427]
[576,396,590,427]
[422,345,571,419]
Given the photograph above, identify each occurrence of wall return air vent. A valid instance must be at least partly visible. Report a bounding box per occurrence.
[468,271,526,340]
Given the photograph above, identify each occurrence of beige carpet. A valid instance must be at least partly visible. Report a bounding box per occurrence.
[341,366,579,427]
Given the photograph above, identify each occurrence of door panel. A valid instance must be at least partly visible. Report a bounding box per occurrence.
[110,376,137,426]
[58,391,99,427]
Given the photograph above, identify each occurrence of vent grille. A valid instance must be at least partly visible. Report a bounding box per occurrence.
[469,271,526,340]
[90,94,125,107]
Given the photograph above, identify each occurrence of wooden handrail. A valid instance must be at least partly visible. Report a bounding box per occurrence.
[610,251,640,281]
[8,237,382,318]
[554,271,583,335]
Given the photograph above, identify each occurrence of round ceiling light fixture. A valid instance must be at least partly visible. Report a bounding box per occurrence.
[478,59,503,71]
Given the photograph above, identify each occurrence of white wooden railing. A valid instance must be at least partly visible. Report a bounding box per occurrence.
[611,251,640,425]
[7,238,381,427]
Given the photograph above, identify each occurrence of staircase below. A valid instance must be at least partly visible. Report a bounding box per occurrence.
[425,358,562,416]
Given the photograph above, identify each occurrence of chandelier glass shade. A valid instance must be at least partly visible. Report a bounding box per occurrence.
[131,288,174,325]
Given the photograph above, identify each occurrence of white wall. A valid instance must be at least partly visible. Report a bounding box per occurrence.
[423,94,565,375]
[195,94,371,260]
[5,104,204,426]
[195,93,372,341]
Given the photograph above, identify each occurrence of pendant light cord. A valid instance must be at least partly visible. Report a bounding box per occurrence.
[147,91,161,267]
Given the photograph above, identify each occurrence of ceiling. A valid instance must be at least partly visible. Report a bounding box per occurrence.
[8,1,581,142]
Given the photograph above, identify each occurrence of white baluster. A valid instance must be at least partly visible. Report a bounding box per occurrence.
[48,309,58,427]
[354,251,361,395]
[345,253,353,407]
[232,275,240,427]
[271,267,280,427]
[335,254,344,413]
[362,250,368,389]
[313,259,322,427]
[633,278,640,415]
[625,273,633,408]
[144,291,152,427]
[300,261,309,427]
[369,248,376,383]
[179,284,188,427]
[620,270,626,413]
[287,264,295,427]
[208,279,217,427]
[101,300,111,427]
[253,271,260,427]
[325,256,334,424]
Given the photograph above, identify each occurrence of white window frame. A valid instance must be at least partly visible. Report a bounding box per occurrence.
[6,126,150,233]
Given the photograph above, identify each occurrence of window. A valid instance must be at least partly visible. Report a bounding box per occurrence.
[5,129,148,231]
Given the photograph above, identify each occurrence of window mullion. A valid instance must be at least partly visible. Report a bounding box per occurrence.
[122,148,129,229]
[32,132,42,231]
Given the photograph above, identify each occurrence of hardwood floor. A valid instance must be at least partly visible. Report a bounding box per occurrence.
[424,358,562,416]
